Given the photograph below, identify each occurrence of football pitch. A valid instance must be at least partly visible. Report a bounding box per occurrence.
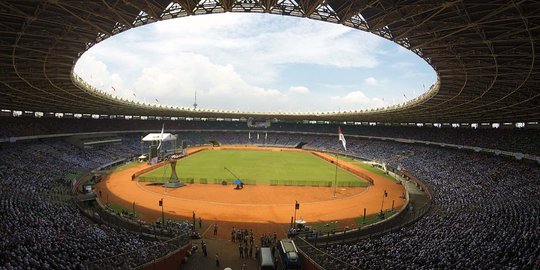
[139,149,368,187]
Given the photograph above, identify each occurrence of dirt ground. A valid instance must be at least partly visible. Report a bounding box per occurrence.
[95,147,405,239]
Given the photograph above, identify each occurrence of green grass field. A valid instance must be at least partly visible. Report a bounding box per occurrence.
[140,149,369,187]
[311,209,398,234]
[107,203,140,218]
[337,156,400,183]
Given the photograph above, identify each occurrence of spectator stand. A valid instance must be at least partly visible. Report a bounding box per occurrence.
[297,166,430,246]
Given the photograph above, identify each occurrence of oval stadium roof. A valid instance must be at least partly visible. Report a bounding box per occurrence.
[0,0,538,123]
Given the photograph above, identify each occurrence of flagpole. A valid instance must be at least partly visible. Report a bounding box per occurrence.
[335,127,347,198]
[333,153,338,198]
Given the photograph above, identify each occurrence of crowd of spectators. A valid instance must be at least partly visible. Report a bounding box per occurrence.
[181,131,539,269]
[0,128,538,269]
[1,116,539,155]
[307,138,539,270]
[0,138,192,270]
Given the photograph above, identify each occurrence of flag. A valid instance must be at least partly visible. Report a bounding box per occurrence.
[338,127,347,151]
[111,86,116,92]
[157,124,164,150]
[155,98,159,103]
[132,92,137,98]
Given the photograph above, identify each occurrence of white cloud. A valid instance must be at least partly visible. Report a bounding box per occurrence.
[74,13,433,112]
[248,21,379,69]
[331,91,386,108]
[74,54,126,93]
[364,77,378,86]
[288,86,310,95]
[128,52,290,110]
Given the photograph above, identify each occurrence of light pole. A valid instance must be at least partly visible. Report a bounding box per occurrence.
[363,208,366,224]
[380,190,388,216]
[192,211,196,231]
[159,198,164,226]
[293,201,299,229]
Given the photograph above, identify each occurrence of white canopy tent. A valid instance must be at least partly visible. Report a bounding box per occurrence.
[142,133,178,164]
[142,133,177,142]
[138,154,148,162]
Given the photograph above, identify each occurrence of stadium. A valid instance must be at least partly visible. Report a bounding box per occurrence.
[0,1,539,270]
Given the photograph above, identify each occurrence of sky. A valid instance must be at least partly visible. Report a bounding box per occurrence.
[74,13,436,113]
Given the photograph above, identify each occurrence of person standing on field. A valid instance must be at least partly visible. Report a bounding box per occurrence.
[201,240,207,257]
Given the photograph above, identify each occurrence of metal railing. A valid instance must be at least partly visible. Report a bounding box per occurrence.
[136,176,368,187]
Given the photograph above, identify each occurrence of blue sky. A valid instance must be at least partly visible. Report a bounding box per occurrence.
[74,13,436,113]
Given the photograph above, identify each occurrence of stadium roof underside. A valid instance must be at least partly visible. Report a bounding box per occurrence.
[0,0,539,123]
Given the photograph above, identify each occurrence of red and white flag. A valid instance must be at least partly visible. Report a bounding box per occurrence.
[338,127,347,151]
[157,123,164,150]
